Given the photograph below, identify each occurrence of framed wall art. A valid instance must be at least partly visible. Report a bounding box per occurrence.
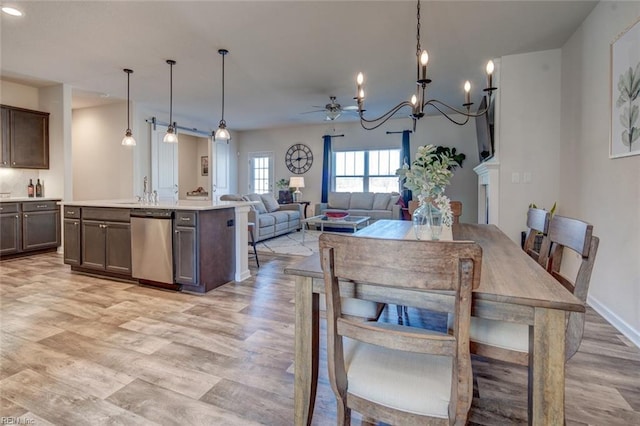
[201,156,209,176]
[610,17,640,158]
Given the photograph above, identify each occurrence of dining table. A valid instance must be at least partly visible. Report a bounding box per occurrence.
[284,220,585,426]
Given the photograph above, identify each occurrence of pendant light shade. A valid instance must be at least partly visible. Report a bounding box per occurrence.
[163,59,178,143]
[214,49,231,143]
[121,69,136,146]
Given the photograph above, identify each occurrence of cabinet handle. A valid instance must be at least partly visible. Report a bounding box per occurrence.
[24,214,28,218]
[15,215,19,218]
[66,210,75,215]
[36,204,48,208]
[180,217,191,221]
[175,230,180,234]
[74,222,79,226]
[12,162,16,165]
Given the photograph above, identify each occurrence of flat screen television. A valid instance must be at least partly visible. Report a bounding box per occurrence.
[475,96,495,162]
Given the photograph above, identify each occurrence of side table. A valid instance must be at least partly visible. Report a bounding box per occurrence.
[292,201,310,219]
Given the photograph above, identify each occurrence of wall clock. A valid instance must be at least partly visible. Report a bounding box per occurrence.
[285,143,313,174]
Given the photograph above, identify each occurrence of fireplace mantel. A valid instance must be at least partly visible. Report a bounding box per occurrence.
[473,159,500,225]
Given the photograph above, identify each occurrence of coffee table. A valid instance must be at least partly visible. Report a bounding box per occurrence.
[302,215,370,243]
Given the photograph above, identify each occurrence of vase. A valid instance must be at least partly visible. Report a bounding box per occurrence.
[412,202,443,240]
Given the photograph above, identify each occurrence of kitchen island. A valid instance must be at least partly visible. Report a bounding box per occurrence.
[60,198,256,293]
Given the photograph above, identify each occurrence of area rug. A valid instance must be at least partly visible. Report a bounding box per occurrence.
[252,230,320,257]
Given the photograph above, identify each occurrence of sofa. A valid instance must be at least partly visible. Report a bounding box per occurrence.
[314,192,402,222]
[222,193,302,242]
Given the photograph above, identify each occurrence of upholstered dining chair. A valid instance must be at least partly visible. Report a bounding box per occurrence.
[319,233,482,425]
[461,215,599,417]
[523,207,550,263]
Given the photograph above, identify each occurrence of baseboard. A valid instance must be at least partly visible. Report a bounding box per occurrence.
[588,294,640,349]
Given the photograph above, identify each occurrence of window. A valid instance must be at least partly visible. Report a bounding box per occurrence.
[248,152,274,194]
[333,149,401,193]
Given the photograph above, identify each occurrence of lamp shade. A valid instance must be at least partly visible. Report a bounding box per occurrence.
[289,177,305,188]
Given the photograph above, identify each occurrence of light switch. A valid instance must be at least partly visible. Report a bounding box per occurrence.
[523,172,532,183]
[511,172,520,184]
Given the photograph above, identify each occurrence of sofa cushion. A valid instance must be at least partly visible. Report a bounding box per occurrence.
[282,210,301,221]
[350,192,374,210]
[270,211,290,224]
[220,194,245,201]
[258,214,275,227]
[328,192,351,210]
[388,194,401,210]
[245,193,267,214]
[373,193,391,210]
[261,193,280,213]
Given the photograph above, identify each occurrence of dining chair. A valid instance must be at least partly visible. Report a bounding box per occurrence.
[461,215,599,416]
[523,207,550,263]
[320,233,482,425]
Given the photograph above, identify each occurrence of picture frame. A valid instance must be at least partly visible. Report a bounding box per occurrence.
[201,156,209,176]
[610,17,640,159]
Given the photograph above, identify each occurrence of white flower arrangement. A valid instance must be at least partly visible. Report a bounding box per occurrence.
[396,144,455,227]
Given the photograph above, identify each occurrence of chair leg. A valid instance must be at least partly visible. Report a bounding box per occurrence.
[249,224,259,267]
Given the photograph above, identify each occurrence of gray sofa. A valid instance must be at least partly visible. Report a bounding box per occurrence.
[314,192,401,221]
[222,193,302,242]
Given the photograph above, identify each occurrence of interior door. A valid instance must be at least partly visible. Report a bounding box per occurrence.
[151,127,178,199]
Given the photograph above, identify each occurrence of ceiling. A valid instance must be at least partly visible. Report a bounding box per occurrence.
[1,1,597,133]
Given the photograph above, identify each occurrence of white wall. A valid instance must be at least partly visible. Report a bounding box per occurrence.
[497,49,562,244]
[72,103,134,200]
[237,115,479,221]
[560,2,640,346]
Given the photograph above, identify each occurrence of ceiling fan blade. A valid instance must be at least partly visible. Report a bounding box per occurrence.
[300,109,326,115]
[343,105,359,111]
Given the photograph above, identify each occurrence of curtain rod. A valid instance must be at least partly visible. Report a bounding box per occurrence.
[386,130,412,135]
[146,117,212,137]
[323,134,345,138]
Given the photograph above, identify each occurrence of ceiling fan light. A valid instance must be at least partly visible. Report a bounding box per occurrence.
[326,110,341,120]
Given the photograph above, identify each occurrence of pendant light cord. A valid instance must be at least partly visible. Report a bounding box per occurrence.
[169,61,173,125]
[221,52,225,122]
[127,71,131,129]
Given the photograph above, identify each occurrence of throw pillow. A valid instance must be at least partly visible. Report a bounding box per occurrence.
[261,193,280,213]
[372,193,391,210]
[244,193,267,214]
[388,194,401,210]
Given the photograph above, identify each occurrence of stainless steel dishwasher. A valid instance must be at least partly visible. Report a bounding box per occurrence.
[130,209,175,285]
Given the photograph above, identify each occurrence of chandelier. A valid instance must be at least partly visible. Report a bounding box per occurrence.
[355,0,497,131]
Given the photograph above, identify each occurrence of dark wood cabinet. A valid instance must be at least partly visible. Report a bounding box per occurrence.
[0,203,21,255]
[80,209,131,276]
[0,105,50,169]
[63,218,81,266]
[174,224,197,285]
[0,200,60,258]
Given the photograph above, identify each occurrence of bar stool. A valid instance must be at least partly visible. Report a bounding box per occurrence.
[248,222,259,267]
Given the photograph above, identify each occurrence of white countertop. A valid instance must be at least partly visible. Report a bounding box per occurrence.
[59,198,257,211]
[0,197,61,202]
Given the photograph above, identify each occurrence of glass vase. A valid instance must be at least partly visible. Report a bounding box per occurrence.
[413,202,443,240]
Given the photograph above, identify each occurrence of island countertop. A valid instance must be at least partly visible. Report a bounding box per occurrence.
[59,198,257,211]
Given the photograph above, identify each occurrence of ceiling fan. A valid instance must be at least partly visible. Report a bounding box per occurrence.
[301,96,358,121]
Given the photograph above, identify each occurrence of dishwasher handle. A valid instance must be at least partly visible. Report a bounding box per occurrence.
[130,209,174,219]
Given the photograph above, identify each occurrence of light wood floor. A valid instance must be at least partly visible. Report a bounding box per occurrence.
[1,252,639,425]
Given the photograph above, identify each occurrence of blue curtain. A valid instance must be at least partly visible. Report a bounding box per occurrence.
[321,135,332,203]
[401,130,412,205]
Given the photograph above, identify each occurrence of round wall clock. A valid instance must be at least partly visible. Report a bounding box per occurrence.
[285,143,313,174]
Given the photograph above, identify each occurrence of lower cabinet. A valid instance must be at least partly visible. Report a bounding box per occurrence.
[63,218,81,266]
[0,200,60,257]
[174,221,197,285]
[81,219,131,275]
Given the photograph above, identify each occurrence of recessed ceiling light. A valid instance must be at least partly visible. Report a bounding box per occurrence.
[2,6,23,16]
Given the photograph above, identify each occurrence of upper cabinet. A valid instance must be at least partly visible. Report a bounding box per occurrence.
[0,105,50,169]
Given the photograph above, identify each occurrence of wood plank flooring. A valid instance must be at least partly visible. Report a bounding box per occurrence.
[1,252,639,425]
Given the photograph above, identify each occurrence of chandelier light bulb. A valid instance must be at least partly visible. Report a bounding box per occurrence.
[464,81,471,105]
[359,88,365,99]
[420,50,429,66]
[411,94,418,105]
[486,60,495,89]
[356,72,364,86]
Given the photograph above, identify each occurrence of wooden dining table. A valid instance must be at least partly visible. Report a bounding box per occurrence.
[284,220,585,426]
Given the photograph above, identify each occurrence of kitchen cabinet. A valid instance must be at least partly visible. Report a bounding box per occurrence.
[0,203,21,255]
[80,208,131,276]
[174,212,197,285]
[177,208,235,294]
[63,207,81,266]
[0,105,50,169]
[0,200,60,258]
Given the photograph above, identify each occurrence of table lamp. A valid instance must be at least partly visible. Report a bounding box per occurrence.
[289,177,305,202]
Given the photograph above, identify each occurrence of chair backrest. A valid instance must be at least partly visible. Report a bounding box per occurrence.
[523,207,550,263]
[541,215,599,359]
[319,233,482,422]
[450,201,462,224]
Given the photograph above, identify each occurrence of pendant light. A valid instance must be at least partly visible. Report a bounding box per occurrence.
[163,59,178,143]
[214,49,230,143]
[121,69,136,146]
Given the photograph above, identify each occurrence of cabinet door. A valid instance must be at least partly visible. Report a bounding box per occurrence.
[81,220,106,270]
[0,213,21,255]
[105,221,131,275]
[0,107,9,167]
[22,210,60,251]
[63,218,81,266]
[174,225,197,285]
[10,108,49,169]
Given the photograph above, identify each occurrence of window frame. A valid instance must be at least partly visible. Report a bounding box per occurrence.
[332,148,401,193]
